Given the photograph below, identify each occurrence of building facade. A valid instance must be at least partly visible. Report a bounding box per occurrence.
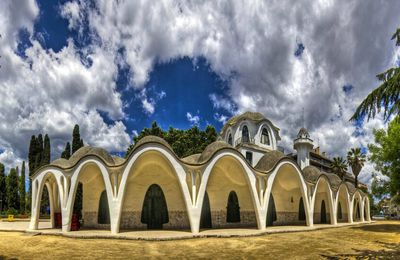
[29,112,371,234]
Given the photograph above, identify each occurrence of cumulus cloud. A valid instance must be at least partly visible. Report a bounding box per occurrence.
[186,112,200,125]
[0,0,130,170]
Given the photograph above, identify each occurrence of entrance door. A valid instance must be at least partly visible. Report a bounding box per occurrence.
[321,200,327,224]
[266,194,277,226]
[141,184,169,229]
[98,190,110,224]
[298,197,306,221]
[226,191,240,222]
[337,202,342,220]
[200,192,212,229]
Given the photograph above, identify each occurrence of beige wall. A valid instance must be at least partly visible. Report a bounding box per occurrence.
[206,156,257,228]
[121,151,190,230]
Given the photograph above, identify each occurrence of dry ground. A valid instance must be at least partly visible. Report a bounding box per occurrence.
[0,221,399,260]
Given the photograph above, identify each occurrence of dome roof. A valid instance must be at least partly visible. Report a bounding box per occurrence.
[50,158,70,168]
[132,135,172,151]
[198,141,231,163]
[324,173,342,190]
[181,153,201,164]
[69,146,115,165]
[255,150,286,171]
[345,181,357,194]
[221,111,280,136]
[302,165,322,183]
[297,127,310,139]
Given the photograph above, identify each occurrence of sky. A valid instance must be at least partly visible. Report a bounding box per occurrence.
[0,0,400,187]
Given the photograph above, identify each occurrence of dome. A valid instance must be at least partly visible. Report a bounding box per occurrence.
[297,127,310,139]
[50,158,70,168]
[69,146,115,165]
[255,150,286,171]
[181,153,201,164]
[345,181,357,194]
[132,135,173,151]
[221,111,280,136]
[324,173,342,190]
[302,165,322,183]
[198,141,231,163]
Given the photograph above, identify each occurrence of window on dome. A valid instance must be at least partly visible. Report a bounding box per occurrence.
[245,151,253,165]
[261,128,270,145]
[228,134,233,145]
[242,125,249,143]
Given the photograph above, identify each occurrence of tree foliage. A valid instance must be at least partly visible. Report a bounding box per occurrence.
[19,161,26,213]
[331,157,348,180]
[72,124,83,154]
[61,142,71,159]
[347,148,366,188]
[0,163,6,211]
[368,117,400,199]
[6,168,19,211]
[125,122,218,158]
[351,28,400,121]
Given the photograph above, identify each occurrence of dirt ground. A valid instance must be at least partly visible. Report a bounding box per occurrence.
[0,221,399,260]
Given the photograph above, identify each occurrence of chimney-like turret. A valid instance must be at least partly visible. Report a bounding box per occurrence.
[293,127,314,170]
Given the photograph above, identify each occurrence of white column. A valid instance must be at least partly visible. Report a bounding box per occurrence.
[29,179,40,230]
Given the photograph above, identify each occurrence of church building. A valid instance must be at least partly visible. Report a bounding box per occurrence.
[29,112,371,234]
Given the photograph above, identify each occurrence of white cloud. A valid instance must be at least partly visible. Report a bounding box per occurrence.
[186,112,200,125]
[209,93,237,114]
[214,113,228,124]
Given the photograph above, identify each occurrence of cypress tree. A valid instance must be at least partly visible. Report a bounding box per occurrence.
[42,134,51,165]
[72,124,83,154]
[35,134,44,170]
[0,163,6,212]
[61,142,71,159]
[28,136,37,177]
[19,161,26,213]
[6,168,19,211]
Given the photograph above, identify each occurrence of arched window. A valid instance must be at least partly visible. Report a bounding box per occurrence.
[298,197,306,221]
[242,125,249,143]
[228,134,233,146]
[261,128,270,145]
[141,184,169,229]
[226,191,240,223]
[98,190,110,224]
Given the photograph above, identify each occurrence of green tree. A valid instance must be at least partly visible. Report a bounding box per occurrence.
[0,163,6,212]
[125,122,218,158]
[351,28,400,121]
[42,134,51,165]
[19,161,26,213]
[72,124,83,154]
[6,168,19,211]
[368,117,400,199]
[347,148,366,188]
[61,142,71,159]
[35,134,44,170]
[331,157,348,180]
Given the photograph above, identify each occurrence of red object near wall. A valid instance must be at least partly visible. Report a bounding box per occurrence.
[70,214,80,231]
[54,213,62,228]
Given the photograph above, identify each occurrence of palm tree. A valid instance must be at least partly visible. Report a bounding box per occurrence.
[347,148,366,189]
[351,28,400,122]
[331,157,348,180]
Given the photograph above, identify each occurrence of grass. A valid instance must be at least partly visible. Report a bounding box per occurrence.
[0,221,399,259]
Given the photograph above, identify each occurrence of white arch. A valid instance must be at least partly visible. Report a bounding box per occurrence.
[350,191,364,222]
[115,144,193,234]
[362,196,371,222]
[63,158,115,232]
[335,183,352,223]
[196,151,262,232]
[29,169,65,230]
[255,122,277,150]
[311,176,336,225]
[263,160,312,227]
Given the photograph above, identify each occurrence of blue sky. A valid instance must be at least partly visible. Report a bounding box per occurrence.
[1,0,400,187]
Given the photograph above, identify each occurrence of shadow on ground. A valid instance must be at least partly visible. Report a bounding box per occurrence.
[351,223,400,234]
[322,241,400,259]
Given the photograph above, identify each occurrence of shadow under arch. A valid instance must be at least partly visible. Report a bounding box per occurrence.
[363,196,371,221]
[196,151,262,231]
[116,145,192,232]
[312,176,335,225]
[65,159,114,231]
[264,161,311,227]
[335,183,351,223]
